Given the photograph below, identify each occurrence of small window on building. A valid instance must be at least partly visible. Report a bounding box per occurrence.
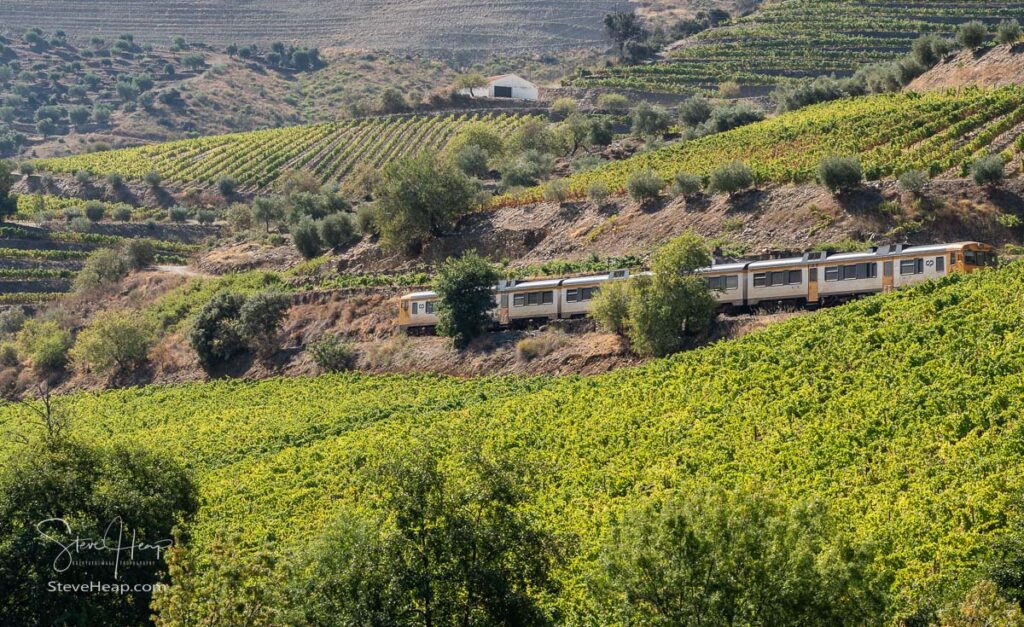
[935,256,945,273]
[900,258,924,275]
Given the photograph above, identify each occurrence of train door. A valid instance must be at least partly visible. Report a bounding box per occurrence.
[883,260,894,292]
[499,293,510,325]
[807,267,818,303]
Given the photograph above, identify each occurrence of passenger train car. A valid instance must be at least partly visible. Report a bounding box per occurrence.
[397,242,997,331]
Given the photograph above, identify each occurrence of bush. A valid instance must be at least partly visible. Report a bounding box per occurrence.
[74,169,92,184]
[217,175,237,197]
[550,97,578,120]
[433,251,500,349]
[587,181,611,206]
[83,200,105,222]
[817,156,864,194]
[630,102,671,138]
[75,247,129,291]
[144,170,162,187]
[717,80,741,98]
[189,292,246,368]
[0,306,26,335]
[997,19,1022,44]
[309,335,356,372]
[16,320,72,371]
[596,93,630,112]
[592,280,630,335]
[69,216,92,233]
[196,209,216,225]
[707,161,754,196]
[71,310,155,375]
[957,20,988,49]
[626,170,663,202]
[123,239,155,270]
[318,212,357,250]
[672,171,703,198]
[912,34,951,68]
[292,217,322,259]
[543,178,570,203]
[453,143,490,178]
[168,206,188,222]
[516,333,564,362]
[238,290,290,356]
[355,204,377,235]
[898,169,929,195]
[0,343,17,367]
[105,171,123,188]
[678,95,712,127]
[972,154,1005,187]
[699,102,764,135]
[112,206,132,222]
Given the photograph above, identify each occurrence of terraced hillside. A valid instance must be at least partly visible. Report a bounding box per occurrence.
[3,260,1024,620]
[571,0,1024,94]
[0,225,198,305]
[0,0,629,53]
[32,112,541,193]
[503,86,1024,205]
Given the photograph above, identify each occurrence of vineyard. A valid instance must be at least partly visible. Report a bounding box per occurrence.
[500,86,1024,206]
[3,261,1024,619]
[32,112,539,193]
[570,0,1024,94]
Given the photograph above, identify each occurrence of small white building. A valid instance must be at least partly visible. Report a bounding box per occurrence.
[460,74,538,101]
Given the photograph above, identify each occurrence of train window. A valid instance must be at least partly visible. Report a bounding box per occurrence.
[566,288,579,303]
[513,294,525,307]
[824,266,839,282]
[951,252,957,265]
[900,258,924,275]
[935,256,945,273]
[753,273,767,287]
[425,301,434,314]
[787,270,802,284]
[709,275,739,291]
[412,302,419,315]
[582,287,599,300]
[516,291,554,307]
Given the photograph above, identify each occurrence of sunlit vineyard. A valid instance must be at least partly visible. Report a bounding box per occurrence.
[570,0,1024,94]
[3,261,1024,619]
[501,86,1024,205]
[33,112,540,193]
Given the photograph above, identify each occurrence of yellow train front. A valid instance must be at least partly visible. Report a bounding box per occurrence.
[397,242,997,331]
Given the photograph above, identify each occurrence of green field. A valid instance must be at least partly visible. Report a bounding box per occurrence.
[500,86,1024,206]
[32,112,539,193]
[570,0,1024,94]
[3,259,1024,619]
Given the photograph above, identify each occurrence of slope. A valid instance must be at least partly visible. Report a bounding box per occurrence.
[3,261,1024,619]
[907,41,1024,92]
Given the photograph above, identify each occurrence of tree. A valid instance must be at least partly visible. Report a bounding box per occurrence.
[446,122,505,161]
[251,197,284,232]
[630,101,671,138]
[453,73,487,97]
[818,156,864,194]
[291,217,322,259]
[592,279,630,335]
[604,11,648,59]
[188,292,246,369]
[452,143,490,177]
[626,169,664,202]
[672,171,703,198]
[70,310,155,375]
[433,251,500,349]
[378,87,409,114]
[217,175,237,198]
[75,248,129,291]
[594,487,886,626]
[374,152,478,253]
[972,154,1005,188]
[957,21,988,49]
[84,200,106,222]
[287,444,562,626]
[16,320,73,372]
[708,160,754,196]
[0,438,198,627]
[238,291,290,357]
[144,170,163,188]
[123,239,155,270]
[898,169,929,196]
[318,212,358,250]
[0,160,14,223]
[678,95,713,127]
[997,19,1022,44]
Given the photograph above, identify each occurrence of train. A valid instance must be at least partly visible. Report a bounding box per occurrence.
[397,241,998,331]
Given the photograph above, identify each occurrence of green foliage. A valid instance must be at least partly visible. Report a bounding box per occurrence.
[626,169,664,202]
[83,200,105,222]
[957,20,988,49]
[238,290,291,357]
[144,170,163,188]
[997,20,1022,45]
[291,217,322,260]
[898,169,929,195]
[309,335,357,373]
[630,102,672,138]
[452,143,490,178]
[168,206,188,223]
[0,160,14,222]
[592,279,631,335]
[318,212,357,250]
[188,292,246,369]
[16,320,72,372]
[595,487,887,626]
[550,97,578,119]
[543,178,570,203]
[708,160,753,196]
[818,156,864,193]
[433,251,500,349]
[0,438,198,627]
[374,152,478,253]
[217,175,237,197]
[671,171,703,197]
[587,180,611,206]
[678,95,713,127]
[0,306,27,335]
[71,310,156,375]
[251,197,284,233]
[972,154,1005,187]
[596,93,630,112]
[74,247,129,291]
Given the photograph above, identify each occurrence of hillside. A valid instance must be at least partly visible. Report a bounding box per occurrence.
[907,41,1024,92]
[3,260,1024,621]
[0,0,630,54]
[570,0,1024,94]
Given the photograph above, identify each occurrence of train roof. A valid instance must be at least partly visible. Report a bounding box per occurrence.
[562,274,615,286]
[747,256,806,270]
[699,261,749,273]
[401,290,437,301]
[506,278,564,290]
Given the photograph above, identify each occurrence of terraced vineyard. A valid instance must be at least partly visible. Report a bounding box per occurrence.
[0,225,199,305]
[33,112,538,193]
[502,86,1024,206]
[3,261,1024,620]
[570,0,1024,94]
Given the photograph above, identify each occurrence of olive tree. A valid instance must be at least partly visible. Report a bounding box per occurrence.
[433,251,500,349]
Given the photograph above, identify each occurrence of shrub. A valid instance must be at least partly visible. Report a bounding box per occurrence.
[592,280,630,335]
[433,251,500,349]
[699,102,764,135]
[123,239,155,270]
[238,290,290,356]
[912,35,951,68]
[587,181,611,206]
[112,206,132,222]
[74,169,92,184]
[626,170,663,202]
[309,335,356,372]
[972,154,1005,187]
[596,93,630,112]
[516,333,564,362]
[543,178,570,203]
[0,343,17,367]
[898,169,929,195]
[672,171,703,198]
[550,97,578,120]
[19,161,34,176]
[817,156,864,194]
[318,212,357,250]
[630,102,671,138]
[105,172,123,188]
[251,197,283,233]
[16,320,72,371]
[83,200,105,222]
[196,210,216,225]
[168,206,188,222]
[217,175,237,198]
[75,247,129,291]
[0,306,27,335]
[957,21,988,49]
[71,310,155,375]
[144,170,162,187]
[189,292,246,368]
[717,80,741,98]
[708,161,754,196]
[997,19,1022,44]
[355,204,377,235]
[678,95,712,127]
[292,217,322,259]
[453,143,490,178]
